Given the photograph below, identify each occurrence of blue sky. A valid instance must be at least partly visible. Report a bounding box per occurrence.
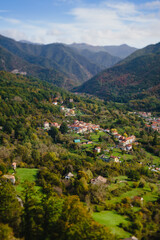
[0,0,160,47]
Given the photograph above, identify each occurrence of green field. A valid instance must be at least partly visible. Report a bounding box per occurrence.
[107,183,158,204]
[93,210,131,239]
[109,148,135,161]
[142,149,160,166]
[90,131,106,142]
[93,178,159,238]
[15,168,40,193]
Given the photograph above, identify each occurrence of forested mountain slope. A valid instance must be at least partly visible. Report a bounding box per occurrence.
[0,35,101,88]
[72,48,121,70]
[74,42,160,103]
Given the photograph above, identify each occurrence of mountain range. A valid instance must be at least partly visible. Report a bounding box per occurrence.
[74,42,160,103]
[0,34,136,89]
[1,34,159,105]
[69,43,137,59]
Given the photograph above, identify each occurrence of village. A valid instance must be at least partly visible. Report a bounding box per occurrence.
[1,87,160,240]
[135,111,160,132]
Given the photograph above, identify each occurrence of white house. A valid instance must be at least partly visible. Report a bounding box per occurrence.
[65,172,74,180]
[95,147,101,153]
[126,144,132,151]
[53,101,58,105]
[44,121,50,129]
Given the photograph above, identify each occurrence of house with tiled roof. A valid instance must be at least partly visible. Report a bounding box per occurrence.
[51,122,61,128]
[52,101,58,105]
[12,162,17,170]
[2,175,15,184]
[126,144,132,151]
[119,135,136,147]
[91,175,107,184]
[94,147,101,153]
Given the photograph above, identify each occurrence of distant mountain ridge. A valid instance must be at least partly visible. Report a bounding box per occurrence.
[0,34,101,88]
[69,43,137,58]
[0,34,137,89]
[74,42,160,103]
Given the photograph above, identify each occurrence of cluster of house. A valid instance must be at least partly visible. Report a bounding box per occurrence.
[138,112,152,118]
[65,172,107,185]
[44,119,100,133]
[136,111,160,132]
[52,97,60,105]
[43,121,61,130]
[69,120,100,134]
[105,129,136,151]
[145,118,160,132]
[118,135,136,151]
[148,166,160,173]
[52,98,73,106]
[60,106,76,116]
[11,69,27,75]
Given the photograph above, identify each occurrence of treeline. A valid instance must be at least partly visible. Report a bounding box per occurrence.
[0,180,114,240]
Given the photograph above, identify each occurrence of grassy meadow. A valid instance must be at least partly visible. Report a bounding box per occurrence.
[93,211,131,239]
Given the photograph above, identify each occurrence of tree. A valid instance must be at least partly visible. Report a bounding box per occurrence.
[3,121,13,134]
[48,126,59,142]
[0,180,21,234]
[56,195,114,240]
[0,223,17,240]
[22,181,42,240]
[99,135,103,142]
[60,122,68,134]
[127,169,140,181]
[41,194,63,239]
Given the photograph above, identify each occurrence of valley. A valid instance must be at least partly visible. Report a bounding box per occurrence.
[0,0,160,239]
[0,71,160,240]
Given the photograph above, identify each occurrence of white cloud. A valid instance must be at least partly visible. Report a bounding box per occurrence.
[0,1,160,48]
[1,29,27,40]
[0,16,21,24]
[143,0,160,9]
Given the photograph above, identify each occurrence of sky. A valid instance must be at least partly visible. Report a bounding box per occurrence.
[0,0,160,48]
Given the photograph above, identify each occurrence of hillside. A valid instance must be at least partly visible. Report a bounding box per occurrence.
[0,45,73,89]
[0,71,160,240]
[0,34,101,88]
[72,49,121,70]
[74,42,160,103]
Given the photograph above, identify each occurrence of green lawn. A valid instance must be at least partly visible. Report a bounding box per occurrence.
[15,168,40,193]
[93,210,131,239]
[111,148,134,161]
[113,176,129,181]
[90,131,106,142]
[16,168,38,182]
